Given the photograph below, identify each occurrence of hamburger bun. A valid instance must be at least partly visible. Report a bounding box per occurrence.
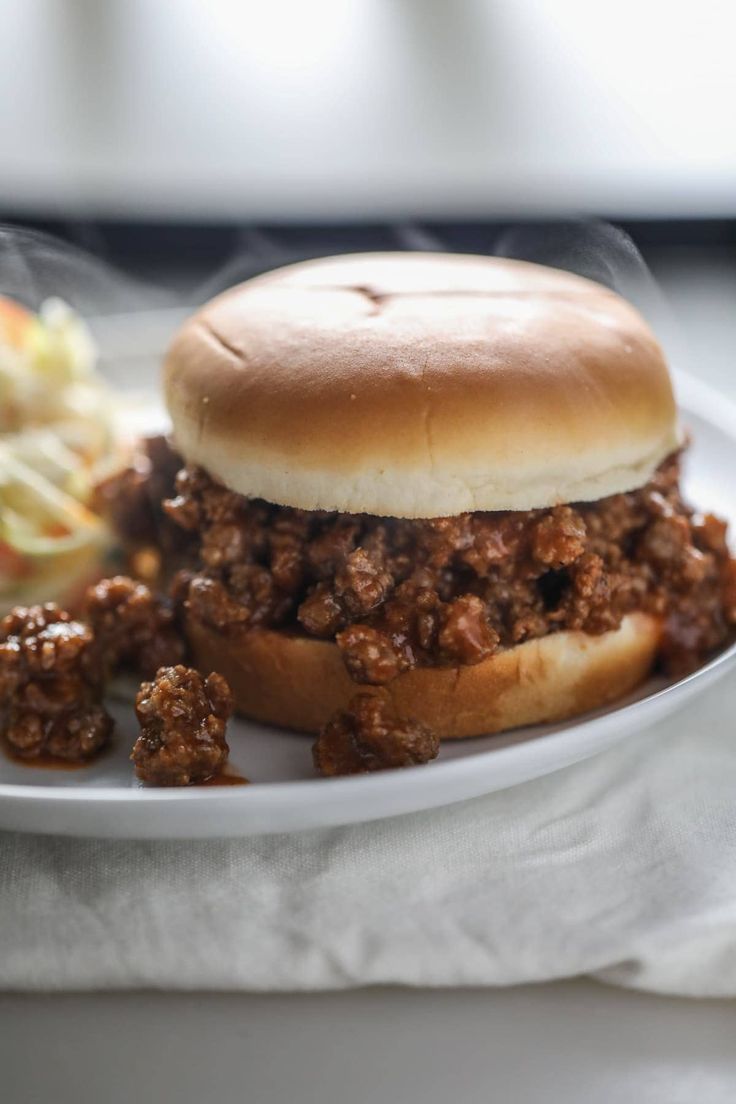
[186,611,660,738]
[166,253,672,738]
[165,252,679,518]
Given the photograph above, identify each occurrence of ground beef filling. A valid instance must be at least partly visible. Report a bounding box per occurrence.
[313,694,439,776]
[165,452,736,684]
[0,604,113,760]
[95,435,195,584]
[132,665,233,786]
[83,574,186,679]
[0,578,185,766]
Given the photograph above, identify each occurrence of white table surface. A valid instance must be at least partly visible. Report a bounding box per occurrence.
[4,254,736,1102]
[2,981,735,1104]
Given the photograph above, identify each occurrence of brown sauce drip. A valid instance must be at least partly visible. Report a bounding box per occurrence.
[3,745,101,771]
[4,741,249,785]
[197,769,249,787]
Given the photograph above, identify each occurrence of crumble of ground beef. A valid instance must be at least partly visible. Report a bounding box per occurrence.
[95,435,194,582]
[0,604,112,760]
[131,664,233,786]
[83,575,185,678]
[313,694,439,776]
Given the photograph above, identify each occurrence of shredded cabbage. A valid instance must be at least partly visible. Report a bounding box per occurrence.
[0,297,124,603]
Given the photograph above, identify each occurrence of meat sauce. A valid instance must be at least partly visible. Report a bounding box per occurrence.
[0,603,113,762]
[131,664,234,786]
[165,451,736,685]
[3,746,101,770]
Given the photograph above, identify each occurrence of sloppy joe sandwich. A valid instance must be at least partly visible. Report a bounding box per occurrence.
[161,252,736,739]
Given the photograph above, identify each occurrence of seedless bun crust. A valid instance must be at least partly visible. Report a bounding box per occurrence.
[186,612,660,739]
[165,252,679,517]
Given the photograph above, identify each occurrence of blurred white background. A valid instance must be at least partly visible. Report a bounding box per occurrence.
[2,0,736,219]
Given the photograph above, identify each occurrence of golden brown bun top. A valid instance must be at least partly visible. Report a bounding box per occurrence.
[164,252,679,517]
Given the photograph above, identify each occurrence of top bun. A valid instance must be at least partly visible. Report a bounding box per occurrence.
[164,252,679,518]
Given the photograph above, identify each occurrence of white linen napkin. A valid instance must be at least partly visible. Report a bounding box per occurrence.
[1,672,735,996]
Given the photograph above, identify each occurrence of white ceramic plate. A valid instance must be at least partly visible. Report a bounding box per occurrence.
[0,370,734,838]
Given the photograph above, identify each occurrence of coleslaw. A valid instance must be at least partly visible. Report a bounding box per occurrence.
[0,296,126,607]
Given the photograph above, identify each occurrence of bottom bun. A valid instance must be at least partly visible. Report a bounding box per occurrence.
[186,611,661,739]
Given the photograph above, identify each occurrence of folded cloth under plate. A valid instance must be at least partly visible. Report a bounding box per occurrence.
[1,675,735,996]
